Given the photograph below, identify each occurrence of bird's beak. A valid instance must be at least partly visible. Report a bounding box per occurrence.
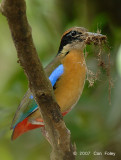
[84,31,107,45]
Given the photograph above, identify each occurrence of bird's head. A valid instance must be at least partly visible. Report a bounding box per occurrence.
[45,27,106,75]
[57,27,106,56]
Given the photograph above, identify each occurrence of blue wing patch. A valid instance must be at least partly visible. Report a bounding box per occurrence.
[49,64,64,87]
[29,95,33,99]
[29,64,64,99]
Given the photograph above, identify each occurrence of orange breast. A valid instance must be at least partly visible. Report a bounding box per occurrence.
[28,50,86,121]
[54,49,86,112]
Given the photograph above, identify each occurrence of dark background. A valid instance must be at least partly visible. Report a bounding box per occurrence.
[0,0,121,159]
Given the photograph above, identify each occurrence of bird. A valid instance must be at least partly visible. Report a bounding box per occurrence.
[11,27,105,140]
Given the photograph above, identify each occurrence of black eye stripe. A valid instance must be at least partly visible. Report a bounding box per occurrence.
[71,31,77,36]
[57,30,83,54]
[66,31,82,37]
[67,31,77,37]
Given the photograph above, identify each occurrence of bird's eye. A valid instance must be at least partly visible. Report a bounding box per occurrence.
[71,31,77,36]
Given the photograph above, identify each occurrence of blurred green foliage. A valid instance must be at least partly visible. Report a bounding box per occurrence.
[0,0,121,160]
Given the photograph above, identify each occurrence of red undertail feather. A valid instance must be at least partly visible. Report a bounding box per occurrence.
[11,117,44,140]
[12,110,69,140]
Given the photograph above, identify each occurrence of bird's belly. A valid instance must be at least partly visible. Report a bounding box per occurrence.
[54,62,86,112]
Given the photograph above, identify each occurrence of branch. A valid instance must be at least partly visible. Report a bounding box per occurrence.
[0,0,75,159]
